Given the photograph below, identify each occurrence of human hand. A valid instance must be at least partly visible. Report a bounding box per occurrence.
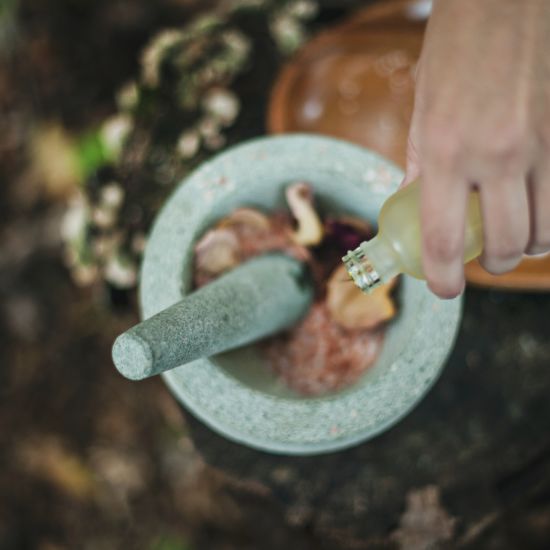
[404,0,550,298]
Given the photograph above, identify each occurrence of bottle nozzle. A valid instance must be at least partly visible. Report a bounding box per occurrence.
[342,245,382,293]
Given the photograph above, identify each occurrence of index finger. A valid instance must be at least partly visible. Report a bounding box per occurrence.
[420,163,469,298]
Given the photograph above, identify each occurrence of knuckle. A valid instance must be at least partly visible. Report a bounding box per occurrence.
[421,117,461,164]
[482,125,526,165]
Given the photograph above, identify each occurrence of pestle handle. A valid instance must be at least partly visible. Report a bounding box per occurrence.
[112,254,313,380]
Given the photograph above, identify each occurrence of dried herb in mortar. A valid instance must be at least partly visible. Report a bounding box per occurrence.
[193,182,399,395]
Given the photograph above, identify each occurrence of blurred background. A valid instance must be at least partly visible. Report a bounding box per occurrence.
[2,1,550,549]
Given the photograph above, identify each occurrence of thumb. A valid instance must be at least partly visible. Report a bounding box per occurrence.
[400,55,424,188]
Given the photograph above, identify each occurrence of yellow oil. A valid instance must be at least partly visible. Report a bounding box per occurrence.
[343,179,483,290]
[379,179,483,278]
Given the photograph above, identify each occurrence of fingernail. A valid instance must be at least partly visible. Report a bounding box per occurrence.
[426,267,464,299]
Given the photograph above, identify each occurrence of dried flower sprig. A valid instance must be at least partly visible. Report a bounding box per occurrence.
[62,0,319,291]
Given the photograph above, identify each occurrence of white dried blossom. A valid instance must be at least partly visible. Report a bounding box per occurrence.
[198,116,221,139]
[190,14,222,35]
[270,14,306,55]
[116,81,139,111]
[177,130,201,159]
[104,254,138,289]
[202,88,240,126]
[100,183,125,209]
[92,205,116,229]
[220,30,251,59]
[61,192,88,244]
[286,0,318,20]
[101,114,132,160]
[141,30,185,87]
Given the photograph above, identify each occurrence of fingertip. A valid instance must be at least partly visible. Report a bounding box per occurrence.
[419,170,469,299]
[479,254,523,275]
[478,177,530,276]
[426,270,465,299]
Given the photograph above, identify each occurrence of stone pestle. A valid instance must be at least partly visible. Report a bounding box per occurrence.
[112,254,313,381]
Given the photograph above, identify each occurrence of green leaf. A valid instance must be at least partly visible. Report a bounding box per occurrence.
[75,131,110,179]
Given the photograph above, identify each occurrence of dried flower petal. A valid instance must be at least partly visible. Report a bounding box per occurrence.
[327,265,397,330]
[285,182,324,246]
[287,0,319,19]
[194,228,240,282]
[141,30,185,87]
[100,183,125,209]
[194,207,312,287]
[220,30,251,59]
[61,192,88,244]
[324,216,373,251]
[270,14,306,55]
[217,207,271,231]
[202,88,240,126]
[177,130,201,159]
[101,114,132,160]
[104,253,138,289]
[92,205,117,229]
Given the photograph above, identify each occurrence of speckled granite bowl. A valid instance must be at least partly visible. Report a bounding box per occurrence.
[140,134,462,455]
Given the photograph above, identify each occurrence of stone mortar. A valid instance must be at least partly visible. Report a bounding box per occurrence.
[139,134,463,455]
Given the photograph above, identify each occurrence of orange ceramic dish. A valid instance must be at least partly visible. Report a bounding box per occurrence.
[267,0,550,291]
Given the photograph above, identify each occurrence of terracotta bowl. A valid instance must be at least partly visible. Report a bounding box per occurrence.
[268,0,550,291]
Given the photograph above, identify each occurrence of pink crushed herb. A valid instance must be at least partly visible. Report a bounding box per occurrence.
[192,183,399,396]
[263,302,384,396]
